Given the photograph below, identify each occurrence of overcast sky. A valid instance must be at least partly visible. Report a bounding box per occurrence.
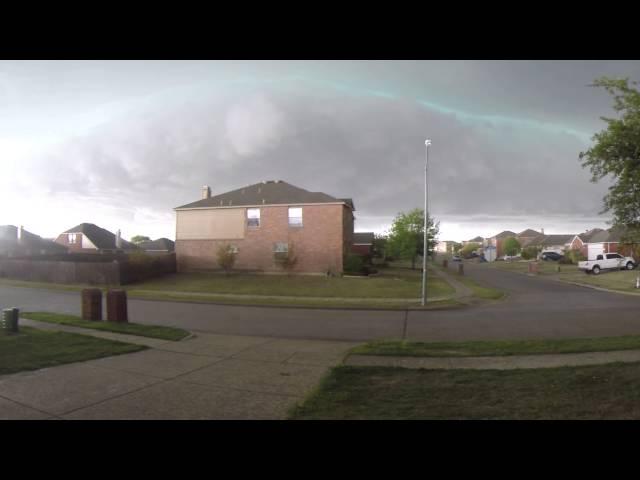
[2,60,639,242]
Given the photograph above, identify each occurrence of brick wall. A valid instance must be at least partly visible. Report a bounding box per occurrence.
[55,233,91,252]
[176,204,349,274]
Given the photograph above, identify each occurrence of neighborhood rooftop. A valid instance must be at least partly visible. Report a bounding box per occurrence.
[63,223,136,250]
[175,180,355,210]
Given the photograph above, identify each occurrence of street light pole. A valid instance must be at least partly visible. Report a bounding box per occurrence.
[421,139,431,306]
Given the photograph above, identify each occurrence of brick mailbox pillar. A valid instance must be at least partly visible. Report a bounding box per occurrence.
[457,263,464,275]
[442,259,448,269]
[81,288,102,321]
[2,308,19,333]
[528,262,539,275]
[106,290,128,323]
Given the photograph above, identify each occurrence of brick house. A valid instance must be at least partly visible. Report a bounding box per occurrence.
[351,232,375,257]
[137,238,175,254]
[578,227,632,259]
[488,231,517,257]
[55,223,137,253]
[174,180,355,274]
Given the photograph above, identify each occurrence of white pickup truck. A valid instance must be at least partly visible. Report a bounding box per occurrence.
[578,253,636,275]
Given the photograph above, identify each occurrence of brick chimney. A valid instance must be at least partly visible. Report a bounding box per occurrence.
[17,225,24,242]
[202,185,211,199]
[115,229,122,248]
[541,228,544,235]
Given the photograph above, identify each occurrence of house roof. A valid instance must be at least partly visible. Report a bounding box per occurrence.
[137,238,175,251]
[579,228,606,243]
[0,225,67,255]
[518,229,541,237]
[586,226,628,243]
[538,234,577,246]
[493,231,517,239]
[353,232,375,245]
[468,236,484,242]
[62,223,137,250]
[175,181,355,211]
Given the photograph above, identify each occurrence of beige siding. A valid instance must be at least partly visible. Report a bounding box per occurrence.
[176,209,245,240]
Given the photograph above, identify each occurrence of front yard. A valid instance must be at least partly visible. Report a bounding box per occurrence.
[124,267,454,299]
[290,363,640,419]
[0,327,145,376]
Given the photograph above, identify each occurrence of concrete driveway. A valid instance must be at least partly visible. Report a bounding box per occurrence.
[0,331,357,420]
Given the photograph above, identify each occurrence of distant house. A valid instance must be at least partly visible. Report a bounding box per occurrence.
[0,225,67,257]
[137,238,175,254]
[534,234,583,254]
[516,229,544,248]
[462,236,485,247]
[488,231,517,257]
[435,240,456,254]
[55,223,137,253]
[174,180,355,273]
[578,226,633,260]
[351,232,375,257]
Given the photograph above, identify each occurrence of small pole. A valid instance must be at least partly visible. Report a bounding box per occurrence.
[636,276,639,289]
[421,139,431,306]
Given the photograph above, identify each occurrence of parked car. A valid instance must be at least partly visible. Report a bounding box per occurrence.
[578,253,636,275]
[541,251,564,261]
[452,255,462,262]
[501,255,521,261]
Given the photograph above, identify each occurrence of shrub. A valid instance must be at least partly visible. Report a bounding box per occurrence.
[503,237,521,256]
[521,246,542,260]
[216,244,237,274]
[459,243,481,258]
[344,254,366,275]
[274,242,297,274]
[561,249,586,265]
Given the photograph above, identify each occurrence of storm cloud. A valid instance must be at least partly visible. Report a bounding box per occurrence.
[2,61,638,241]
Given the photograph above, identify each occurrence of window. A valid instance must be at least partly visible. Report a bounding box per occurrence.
[229,245,239,254]
[606,253,621,259]
[68,233,77,244]
[288,207,303,227]
[247,208,260,227]
[273,242,288,253]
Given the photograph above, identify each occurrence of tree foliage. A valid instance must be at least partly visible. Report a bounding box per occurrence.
[385,209,439,269]
[459,242,480,258]
[503,237,521,256]
[216,244,236,275]
[130,235,151,244]
[580,76,640,240]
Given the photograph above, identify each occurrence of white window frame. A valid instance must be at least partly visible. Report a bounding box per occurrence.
[247,208,260,228]
[288,207,303,227]
[68,233,77,244]
[273,242,289,253]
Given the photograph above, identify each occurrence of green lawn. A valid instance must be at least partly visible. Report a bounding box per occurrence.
[21,312,190,341]
[290,364,640,419]
[0,327,146,376]
[351,335,640,357]
[124,268,454,299]
[557,269,640,293]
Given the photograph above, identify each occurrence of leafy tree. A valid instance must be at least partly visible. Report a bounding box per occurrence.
[580,76,640,241]
[130,235,151,244]
[521,245,542,260]
[459,242,480,258]
[503,237,521,256]
[216,244,236,275]
[453,242,463,254]
[386,209,439,269]
[372,234,387,259]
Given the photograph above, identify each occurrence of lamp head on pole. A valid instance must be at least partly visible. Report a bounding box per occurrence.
[425,139,432,146]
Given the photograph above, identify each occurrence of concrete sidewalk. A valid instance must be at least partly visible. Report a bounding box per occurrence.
[346,349,640,370]
[0,324,358,420]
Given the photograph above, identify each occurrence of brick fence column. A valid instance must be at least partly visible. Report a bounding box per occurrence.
[81,288,102,321]
[106,290,128,323]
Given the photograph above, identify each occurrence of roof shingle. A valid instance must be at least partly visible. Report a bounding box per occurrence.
[175,181,354,210]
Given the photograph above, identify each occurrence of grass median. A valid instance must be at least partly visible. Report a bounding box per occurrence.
[290,363,640,419]
[0,327,146,376]
[21,312,190,341]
